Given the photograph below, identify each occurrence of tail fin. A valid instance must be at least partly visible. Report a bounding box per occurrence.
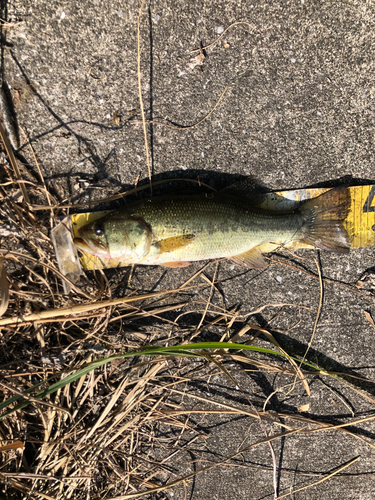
[297,187,351,254]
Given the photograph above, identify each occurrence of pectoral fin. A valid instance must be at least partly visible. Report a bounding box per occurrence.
[230,246,267,269]
[156,234,195,254]
[160,261,191,268]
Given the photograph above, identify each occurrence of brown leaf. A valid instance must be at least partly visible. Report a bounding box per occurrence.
[297,403,310,413]
[364,310,375,330]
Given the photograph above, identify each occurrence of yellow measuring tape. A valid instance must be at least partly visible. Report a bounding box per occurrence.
[68,185,375,271]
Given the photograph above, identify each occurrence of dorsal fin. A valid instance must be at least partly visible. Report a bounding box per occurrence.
[220,177,268,206]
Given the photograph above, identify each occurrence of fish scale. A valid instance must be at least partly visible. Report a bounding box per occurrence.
[129,195,301,263]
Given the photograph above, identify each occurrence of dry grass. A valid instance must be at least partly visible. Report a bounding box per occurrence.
[1,153,375,498]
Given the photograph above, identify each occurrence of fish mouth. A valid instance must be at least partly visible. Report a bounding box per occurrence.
[74,233,111,259]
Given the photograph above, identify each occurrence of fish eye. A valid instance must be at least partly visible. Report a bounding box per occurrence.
[94,224,105,236]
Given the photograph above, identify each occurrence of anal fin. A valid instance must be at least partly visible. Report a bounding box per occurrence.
[230,246,267,269]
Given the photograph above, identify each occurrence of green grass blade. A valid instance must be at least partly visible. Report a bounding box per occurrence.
[0,341,320,420]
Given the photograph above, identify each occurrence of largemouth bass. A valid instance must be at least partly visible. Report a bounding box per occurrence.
[74,186,350,269]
